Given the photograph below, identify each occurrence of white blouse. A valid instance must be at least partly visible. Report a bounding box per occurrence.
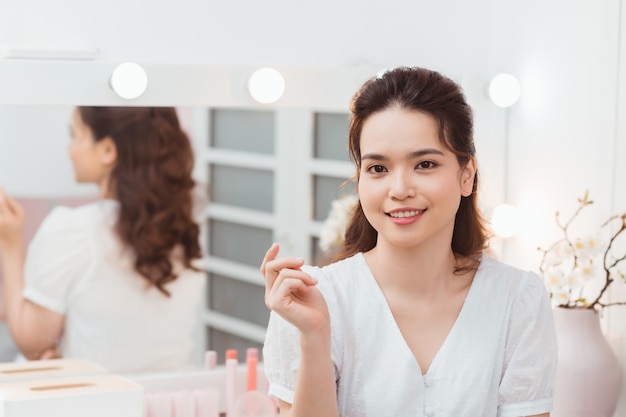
[22,201,206,373]
[263,253,557,417]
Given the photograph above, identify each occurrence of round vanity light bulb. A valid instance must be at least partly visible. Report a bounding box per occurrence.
[488,73,521,108]
[110,62,148,100]
[247,67,285,104]
[491,203,521,238]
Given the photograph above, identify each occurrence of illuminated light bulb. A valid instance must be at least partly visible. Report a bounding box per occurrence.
[491,203,521,238]
[488,73,521,108]
[109,62,148,100]
[247,67,285,104]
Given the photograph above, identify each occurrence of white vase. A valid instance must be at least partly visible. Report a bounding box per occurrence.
[552,307,621,417]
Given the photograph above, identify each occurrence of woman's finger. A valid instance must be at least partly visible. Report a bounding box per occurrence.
[5,196,23,218]
[260,243,280,276]
[266,276,329,333]
[265,267,316,307]
[263,256,306,300]
[261,244,306,279]
[0,189,22,220]
[266,277,309,310]
[0,188,9,215]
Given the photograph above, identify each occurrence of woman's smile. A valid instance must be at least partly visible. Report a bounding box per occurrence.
[386,208,426,225]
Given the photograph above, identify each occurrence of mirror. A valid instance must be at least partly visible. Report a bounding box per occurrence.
[0,101,364,370]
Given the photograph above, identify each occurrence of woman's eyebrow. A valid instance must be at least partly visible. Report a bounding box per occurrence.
[409,148,445,158]
[361,148,445,161]
[361,153,387,161]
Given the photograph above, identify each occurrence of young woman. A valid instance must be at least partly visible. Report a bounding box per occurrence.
[0,107,206,373]
[261,67,557,417]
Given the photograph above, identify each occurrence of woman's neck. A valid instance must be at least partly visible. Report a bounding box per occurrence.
[98,177,116,200]
[363,241,462,296]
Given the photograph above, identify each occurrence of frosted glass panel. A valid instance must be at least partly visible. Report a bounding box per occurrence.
[209,220,272,267]
[209,273,269,327]
[210,109,274,154]
[312,175,356,221]
[313,113,350,161]
[207,328,264,364]
[210,164,273,212]
[310,236,324,265]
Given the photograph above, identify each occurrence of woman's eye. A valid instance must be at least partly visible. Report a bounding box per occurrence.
[367,164,386,174]
[417,161,436,169]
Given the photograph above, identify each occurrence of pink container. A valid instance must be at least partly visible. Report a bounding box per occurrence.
[552,307,621,417]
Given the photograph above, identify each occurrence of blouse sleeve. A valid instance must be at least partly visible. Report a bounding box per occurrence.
[22,206,92,315]
[262,310,301,404]
[498,271,558,417]
[262,264,342,405]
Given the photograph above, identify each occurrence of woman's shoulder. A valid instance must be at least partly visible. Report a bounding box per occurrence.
[304,253,365,278]
[48,200,119,223]
[26,203,105,264]
[38,200,116,234]
[479,253,534,278]
[477,253,547,299]
[39,205,82,232]
[301,253,370,297]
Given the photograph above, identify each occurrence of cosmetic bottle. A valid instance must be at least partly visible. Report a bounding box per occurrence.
[225,349,238,417]
[194,388,219,417]
[232,348,277,417]
[204,350,217,370]
[173,390,194,417]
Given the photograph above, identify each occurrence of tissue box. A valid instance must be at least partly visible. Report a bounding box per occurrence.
[0,373,143,417]
[0,358,107,384]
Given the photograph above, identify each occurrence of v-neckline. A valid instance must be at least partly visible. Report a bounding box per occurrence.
[358,252,484,377]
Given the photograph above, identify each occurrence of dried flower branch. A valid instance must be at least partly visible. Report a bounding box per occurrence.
[538,191,626,310]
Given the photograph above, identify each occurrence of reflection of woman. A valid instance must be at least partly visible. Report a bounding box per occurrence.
[262,67,557,416]
[0,107,206,373]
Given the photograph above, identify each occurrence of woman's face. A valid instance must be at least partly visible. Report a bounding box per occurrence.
[68,110,114,185]
[357,107,475,251]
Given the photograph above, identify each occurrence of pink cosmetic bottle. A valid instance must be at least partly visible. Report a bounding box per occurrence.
[173,390,194,417]
[232,348,277,417]
[225,349,238,417]
[204,350,217,370]
[194,388,219,417]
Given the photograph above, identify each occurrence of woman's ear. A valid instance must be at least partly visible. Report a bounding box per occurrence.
[460,157,477,197]
[98,137,117,166]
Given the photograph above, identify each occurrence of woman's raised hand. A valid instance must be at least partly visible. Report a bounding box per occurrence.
[261,243,330,334]
[0,187,24,251]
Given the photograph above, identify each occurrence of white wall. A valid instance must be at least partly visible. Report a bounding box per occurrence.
[0,0,492,69]
[0,105,93,196]
[1,0,625,410]
[492,0,621,267]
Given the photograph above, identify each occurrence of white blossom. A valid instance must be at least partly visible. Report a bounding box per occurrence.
[544,267,566,290]
[573,235,604,258]
[572,258,600,284]
[538,192,626,309]
[319,194,359,252]
[542,241,573,267]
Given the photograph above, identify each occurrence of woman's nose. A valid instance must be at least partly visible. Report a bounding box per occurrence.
[389,171,416,200]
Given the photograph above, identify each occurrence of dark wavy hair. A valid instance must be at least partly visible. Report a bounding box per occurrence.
[77,106,202,296]
[331,67,488,270]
